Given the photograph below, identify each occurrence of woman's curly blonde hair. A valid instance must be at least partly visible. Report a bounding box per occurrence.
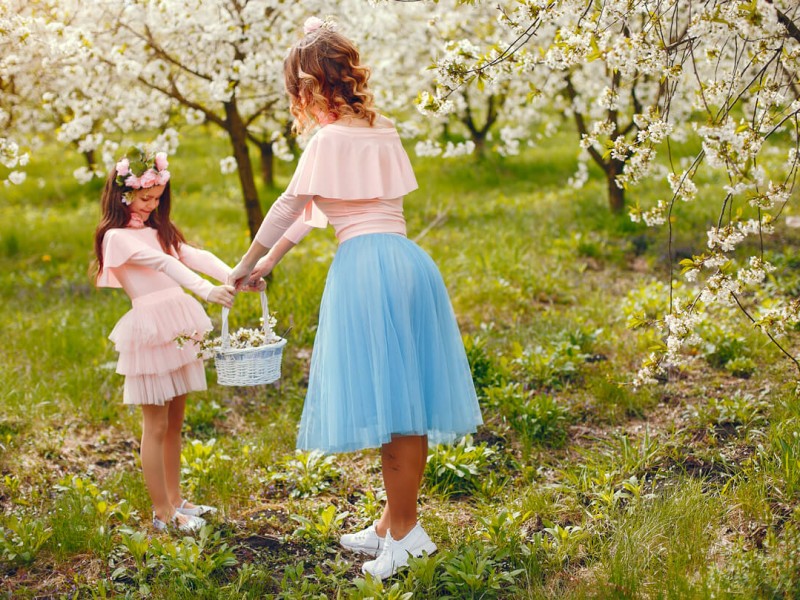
[284,27,378,133]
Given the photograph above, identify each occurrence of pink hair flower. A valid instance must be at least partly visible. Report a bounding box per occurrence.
[154,152,169,172]
[304,16,324,35]
[115,158,130,177]
[124,174,142,189]
[156,170,171,186]
[139,170,159,189]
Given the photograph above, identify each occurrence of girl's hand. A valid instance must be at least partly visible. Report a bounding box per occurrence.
[241,277,266,292]
[208,284,236,308]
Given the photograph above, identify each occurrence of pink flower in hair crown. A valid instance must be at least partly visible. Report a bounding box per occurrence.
[114,145,171,202]
[124,174,142,189]
[154,152,168,171]
[139,170,159,189]
[303,16,325,34]
[115,158,130,177]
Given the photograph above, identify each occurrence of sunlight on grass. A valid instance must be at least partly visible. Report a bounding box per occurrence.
[1,126,798,597]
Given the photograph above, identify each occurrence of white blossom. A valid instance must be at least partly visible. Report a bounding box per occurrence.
[496,126,527,157]
[271,132,294,163]
[184,108,206,126]
[567,160,588,189]
[442,140,476,158]
[738,256,776,286]
[642,200,667,227]
[73,166,97,184]
[7,170,26,185]
[668,171,698,202]
[707,226,745,253]
[415,140,443,157]
[219,156,237,175]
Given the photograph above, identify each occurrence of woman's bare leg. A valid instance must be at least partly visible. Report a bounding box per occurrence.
[379,434,426,540]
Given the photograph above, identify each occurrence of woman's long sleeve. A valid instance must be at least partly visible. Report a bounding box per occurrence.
[282,215,314,244]
[254,192,313,248]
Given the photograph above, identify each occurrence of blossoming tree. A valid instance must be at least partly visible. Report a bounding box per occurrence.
[21,0,423,238]
[396,1,550,160]
[7,0,800,384]
[79,0,320,237]
[1,1,174,187]
[418,0,800,384]
[0,3,52,187]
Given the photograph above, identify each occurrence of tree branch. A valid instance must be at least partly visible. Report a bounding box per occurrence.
[731,291,800,375]
[565,76,606,168]
[132,24,214,82]
[765,0,800,45]
[244,100,278,128]
[140,75,227,130]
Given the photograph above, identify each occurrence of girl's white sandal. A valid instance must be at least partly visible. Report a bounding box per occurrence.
[175,498,218,517]
[152,510,206,533]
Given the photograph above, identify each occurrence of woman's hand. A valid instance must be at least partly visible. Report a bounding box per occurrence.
[228,260,255,290]
[228,240,270,289]
[249,256,275,281]
[207,284,236,308]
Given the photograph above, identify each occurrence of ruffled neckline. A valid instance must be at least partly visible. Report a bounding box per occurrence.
[325,122,397,133]
[127,214,146,229]
[284,122,418,200]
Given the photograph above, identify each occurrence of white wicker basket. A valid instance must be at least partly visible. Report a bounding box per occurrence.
[214,291,286,386]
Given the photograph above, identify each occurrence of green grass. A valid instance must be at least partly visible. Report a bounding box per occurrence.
[1,125,799,597]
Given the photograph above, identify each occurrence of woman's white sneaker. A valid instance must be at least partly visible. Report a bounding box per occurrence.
[361,523,437,580]
[340,521,385,557]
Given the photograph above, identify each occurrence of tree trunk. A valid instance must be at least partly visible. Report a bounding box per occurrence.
[461,92,499,160]
[257,140,274,188]
[283,120,299,156]
[565,75,627,214]
[606,158,626,213]
[224,99,264,239]
[472,133,487,158]
[83,149,96,169]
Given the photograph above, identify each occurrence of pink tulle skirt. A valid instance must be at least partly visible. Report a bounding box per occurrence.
[109,287,212,405]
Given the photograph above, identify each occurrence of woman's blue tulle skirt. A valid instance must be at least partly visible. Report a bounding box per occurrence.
[296,233,483,453]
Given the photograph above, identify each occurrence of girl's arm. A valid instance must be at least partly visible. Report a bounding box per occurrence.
[126,247,231,303]
[177,244,231,283]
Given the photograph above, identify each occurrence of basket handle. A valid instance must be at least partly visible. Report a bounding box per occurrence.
[220,290,272,350]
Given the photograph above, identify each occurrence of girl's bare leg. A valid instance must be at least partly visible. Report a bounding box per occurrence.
[140,403,173,521]
[164,394,187,507]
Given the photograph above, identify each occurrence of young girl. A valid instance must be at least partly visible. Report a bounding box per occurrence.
[229,18,483,579]
[94,146,249,532]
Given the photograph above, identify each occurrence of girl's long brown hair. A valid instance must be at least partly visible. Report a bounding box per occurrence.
[91,170,185,281]
[284,27,377,133]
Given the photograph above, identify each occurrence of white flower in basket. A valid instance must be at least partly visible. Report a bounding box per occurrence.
[177,291,287,386]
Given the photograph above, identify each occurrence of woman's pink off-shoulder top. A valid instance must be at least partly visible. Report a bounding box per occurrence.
[255,119,418,247]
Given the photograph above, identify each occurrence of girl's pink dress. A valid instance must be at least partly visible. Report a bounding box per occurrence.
[96,224,231,405]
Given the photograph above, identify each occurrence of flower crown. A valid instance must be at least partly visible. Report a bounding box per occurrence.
[115,146,170,205]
